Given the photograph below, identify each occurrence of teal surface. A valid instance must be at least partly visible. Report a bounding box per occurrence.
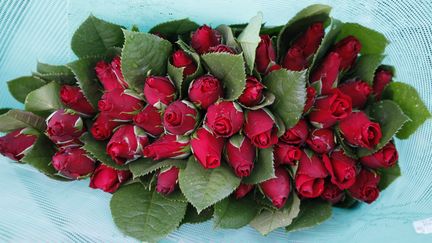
[1,0,432,242]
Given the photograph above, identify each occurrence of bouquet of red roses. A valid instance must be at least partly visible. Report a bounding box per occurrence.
[0,4,430,242]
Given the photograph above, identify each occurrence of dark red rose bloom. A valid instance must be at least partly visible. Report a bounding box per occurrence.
[209,44,236,54]
[133,105,164,137]
[360,142,398,169]
[308,88,352,129]
[98,88,144,121]
[143,76,176,108]
[348,169,380,204]
[244,109,278,148]
[332,36,362,71]
[280,119,308,145]
[260,167,291,209]
[52,147,96,179]
[291,22,324,58]
[274,143,301,166]
[95,56,128,91]
[338,80,372,108]
[191,128,225,169]
[90,112,122,140]
[282,46,306,71]
[106,125,149,165]
[322,150,357,189]
[235,184,254,199]
[295,151,328,198]
[156,166,180,195]
[373,69,393,100]
[310,52,341,95]
[191,25,220,54]
[303,86,317,113]
[163,100,198,135]
[205,101,244,137]
[143,134,190,160]
[321,180,344,204]
[0,128,37,161]
[171,49,197,76]
[225,135,256,177]
[238,76,264,107]
[46,109,85,145]
[339,111,382,149]
[306,128,336,154]
[60,85,95,115]
[89,164,131,193]
[255,35,276,73]
[188,74,223,109]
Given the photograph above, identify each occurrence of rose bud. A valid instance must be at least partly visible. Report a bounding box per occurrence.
[373,69,393,100]
[133,105,164,137]
[209,44,236,54]
[98,88,144,121]
[292,22,324,58]
[171,49,197,76]
[238,76,265,107]
[225,135,256,177]
[0,128,37,161]
[348,169,380,204]
[308,88,352,129]
[89,164,132,193]
[282,46,306,71]
[280,119,308,145]
[90,112,122,140]
[60,85,95,115]
[143,134,190,160]
[244,109,278,148]
[205,101,244,137]
[163,100,198,135]
[156,166,180,195]
[322,150,357,189]
[321,180,344,204]
[360,142,398,169]
[306,128,336,154]
[95,56,128,91]
[274,143,301,166]
[338,80,372,108]
[106,125,149,165]
[188,75,223,109]
[260,167,291,208]
[295,151,328,198]
[255,35,276,73]
[51,147,96,179]
[332,36,362,71]
[303,86,317,113]
[235,184,254,199]
[144,76,176,108]
[339,111,382,149]
[46,109,85,145]
[191,25,220,54]
[191,127,225,169]
[310,52,341,95]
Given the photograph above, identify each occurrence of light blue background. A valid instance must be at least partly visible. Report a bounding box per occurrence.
[0,0,431,242]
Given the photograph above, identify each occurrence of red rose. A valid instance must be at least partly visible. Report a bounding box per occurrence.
[360,142,398,169]
[373,69,393,100]
[338,80,372,108]
[0,128,37,161]
[295,151,328,198]
[205,101,244,137]
[98,88,144,121]
[133,105,164,137]
[280,119,308,145]
[306,128,335,154]
[244,109,278,148]
[143,134,190,160]
[60,85,95,115]
[188,75,223,109]
[234,184,254,199]
[144,76,176,108]
[282,46,306,71]
[90,112,121,140]
[332,36,362,71]
[89,164,131,193]
[266,64,282,74]
[46,109,85,145]
[191,25,220,54]
[310,52,341,95]
[348,169,380,203]
[339,111,382,149]
[303,86,317,113]
[163,100,198,135]
[274,143,301,166]
[51,147,96,179]
[156,166,180,195]
[255,35,276,73]
[171,49,197,76]
[308,88,352,128]
[260,167,291,208]
[95,56,128,91]
[106,125,149,165]
[322,150,357,189]
[209,44,236,54]
[238,76,264,107]
[292,22,324,58]
[321,180,344,204]
[191,127,225,169]
[225,135,256,177]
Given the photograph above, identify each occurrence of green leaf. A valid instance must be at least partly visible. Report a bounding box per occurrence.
[7,76,46,103]
[214,195,259,229]
[285,199,332,232]
[378,164,401,190]
[167,62,185,93]
[264,69,307,128]
[179,157,241,213]
[243,91,275,110]
[71,15,124,58]
[260,25,284,36]
[35,62,76,84]
[216,25,240,50]
[110,183,187,242]
[121,30,173,91]
[335,127,358,159]
[243,147,275,184]
[336,23,389,55]
[149,18,199,42]
[382,82,431,139]
[0,109,46,133]
[0,108,11,115]
[334,193,358,208]
[182,204,214,225]
[24,81,63,117]
[345,54,385,85]
[128,157,187,179]
[238,12,263,74]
